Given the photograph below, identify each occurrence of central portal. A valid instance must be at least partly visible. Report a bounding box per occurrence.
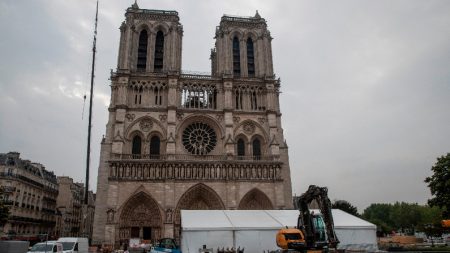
[119,192,162,245]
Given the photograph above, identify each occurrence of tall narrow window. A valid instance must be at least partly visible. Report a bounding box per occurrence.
[237,139,245,157]
[134,87,143,105]
[132,136,142,158]
[137,30,148,70]
[150,136,161,158]
[233,37,241,76]
[252,138,261,160]
[251,91,258,110]
[235,90,242,110]
[247,38,255,77]
[154,87,162,105]
[154,31,164,72]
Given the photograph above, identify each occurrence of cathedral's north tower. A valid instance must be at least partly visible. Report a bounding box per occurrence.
[93,3,293,246]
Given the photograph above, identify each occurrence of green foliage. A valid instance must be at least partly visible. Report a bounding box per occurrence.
[332,200,359,217]
[390,202,422,233]
[0,188,10,225]
[362,203,395,234]
[425,153,450,218]
[362,202,444,236]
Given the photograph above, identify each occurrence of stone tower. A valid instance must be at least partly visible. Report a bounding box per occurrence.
[92,3,293,246]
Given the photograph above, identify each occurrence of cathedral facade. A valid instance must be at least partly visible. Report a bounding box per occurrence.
[92,3,293,246]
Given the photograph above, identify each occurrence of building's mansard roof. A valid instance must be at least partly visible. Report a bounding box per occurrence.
[0,152,57,184]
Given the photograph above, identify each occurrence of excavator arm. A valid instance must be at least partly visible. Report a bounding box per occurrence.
[297,185,339,249]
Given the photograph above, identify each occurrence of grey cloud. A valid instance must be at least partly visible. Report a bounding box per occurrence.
[1,0,449,211]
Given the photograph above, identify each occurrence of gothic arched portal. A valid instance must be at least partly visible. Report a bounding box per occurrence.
[118,191,162,244]
[174,183,225,241]
[238,188,274,210]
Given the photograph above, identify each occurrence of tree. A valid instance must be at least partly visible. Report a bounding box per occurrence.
[0,188,10,226]
[390,202,422,234]
[417,205,443,238]
[425,153,450,218]
[362,202,444,237]
[362,203,395,235]
[332,200,359,217]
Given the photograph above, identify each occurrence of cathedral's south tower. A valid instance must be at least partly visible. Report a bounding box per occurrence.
[93,3,293,246]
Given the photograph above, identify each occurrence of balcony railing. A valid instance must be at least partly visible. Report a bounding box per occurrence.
[2,186,16,193]
[43,196,57,203]
[110,153,278,162]
[108,157,283,182]
[41,208,55,214]
[3,200,14,206]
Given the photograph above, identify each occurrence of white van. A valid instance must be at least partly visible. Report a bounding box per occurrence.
[56,238,88,253]
[28,241,63,253]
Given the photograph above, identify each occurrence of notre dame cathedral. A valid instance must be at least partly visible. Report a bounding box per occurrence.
[92,2,293,246]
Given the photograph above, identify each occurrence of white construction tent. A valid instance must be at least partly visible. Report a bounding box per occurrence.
[181,209,377,253]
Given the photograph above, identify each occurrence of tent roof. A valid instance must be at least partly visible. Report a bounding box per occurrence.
[181,209,376,231]
[331,209,376,229]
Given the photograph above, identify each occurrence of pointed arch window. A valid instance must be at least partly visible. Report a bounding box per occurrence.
[247,38,255,77]
[235,89,243,110]
[237,138,246,157]
[137,30,148,71]
[233,37,241,77]
[250,91,258,110]
[252,138,261,160]
[132,135,142,158]
[154,31,164,72]
[134,86,143,105]
[154,87,162,105]
[150,135,161,158]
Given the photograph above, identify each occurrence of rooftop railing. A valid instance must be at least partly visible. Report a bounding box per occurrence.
[221,15,264,23]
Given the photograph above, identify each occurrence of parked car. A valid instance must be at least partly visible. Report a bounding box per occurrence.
[28,241,63,253]
[56,238,88,253]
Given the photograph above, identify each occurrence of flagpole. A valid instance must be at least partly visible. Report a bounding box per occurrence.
[85,0,98,206]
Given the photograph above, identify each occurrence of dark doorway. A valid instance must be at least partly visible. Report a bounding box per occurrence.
[131,227,139,238]
[143,227,152,240]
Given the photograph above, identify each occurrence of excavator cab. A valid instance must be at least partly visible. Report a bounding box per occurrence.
[298,212,328,249]
[311,213,328,248]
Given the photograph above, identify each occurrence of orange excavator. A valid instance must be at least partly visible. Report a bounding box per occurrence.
[442,220,450,228]
[276,185,339,253]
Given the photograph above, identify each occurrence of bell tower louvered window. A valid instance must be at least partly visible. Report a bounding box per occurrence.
[154,31,164,72]
[247,38,255,77]
[233,37,241,76]
[137,30,148,70]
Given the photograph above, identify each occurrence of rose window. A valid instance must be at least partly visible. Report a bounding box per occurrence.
[182,122,217,155]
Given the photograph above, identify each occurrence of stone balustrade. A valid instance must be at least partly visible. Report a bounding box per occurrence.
[108,160,282,182]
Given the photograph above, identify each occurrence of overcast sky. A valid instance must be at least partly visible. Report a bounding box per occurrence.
[1,0,449,212]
